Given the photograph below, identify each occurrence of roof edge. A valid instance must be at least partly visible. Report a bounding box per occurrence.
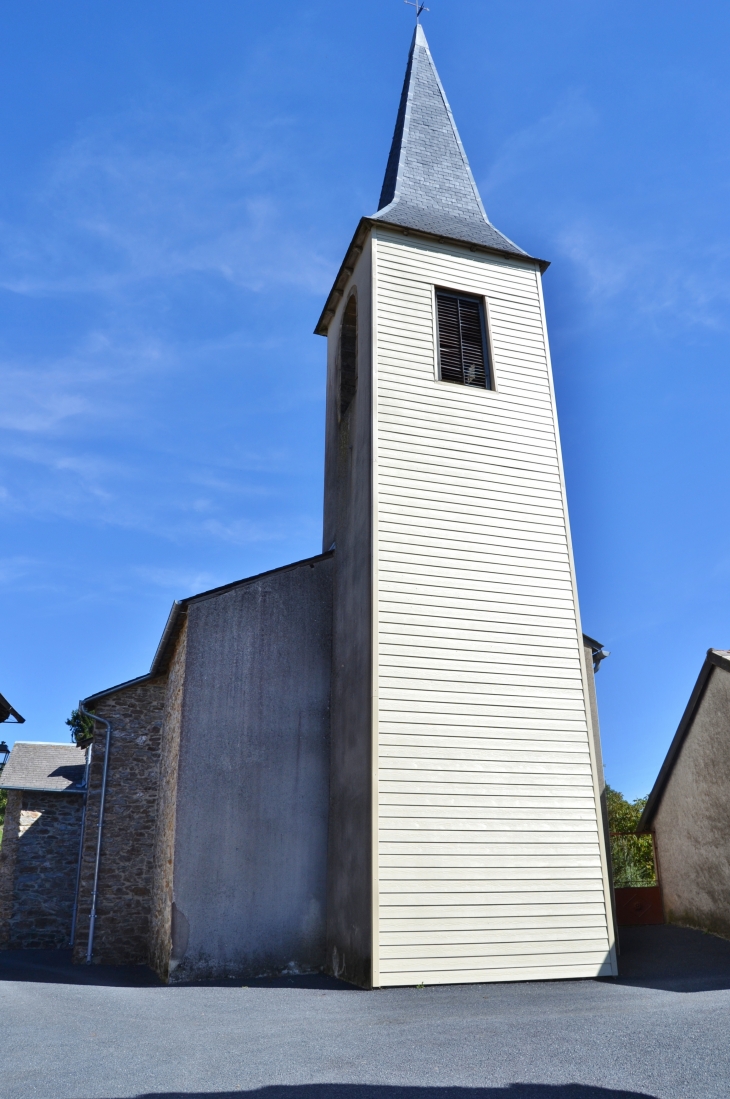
[85,551,336,698]
[638,649,730,832]
[150,550,334,675]
[0,784,85,794]
[0,690,25,724]
[82,672,158,707]
[315,218,548,337]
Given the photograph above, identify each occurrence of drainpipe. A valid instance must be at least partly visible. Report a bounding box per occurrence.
[79,703,112,964]
[69,743,92,947]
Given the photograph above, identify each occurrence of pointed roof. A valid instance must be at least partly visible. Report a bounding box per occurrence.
[372,25,526,256]
[315,28,546,336]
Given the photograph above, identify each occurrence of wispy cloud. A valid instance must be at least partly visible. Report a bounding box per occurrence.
[483,92,599,195]
[0,91,334,301]
[133,565,218,595]
[556,218,730,330]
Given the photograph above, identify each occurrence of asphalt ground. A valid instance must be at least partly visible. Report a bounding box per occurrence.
[3,926,730,1099]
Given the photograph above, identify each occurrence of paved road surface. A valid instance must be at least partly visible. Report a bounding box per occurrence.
[3,926,730,1099]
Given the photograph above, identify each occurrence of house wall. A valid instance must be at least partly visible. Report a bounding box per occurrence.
[73,676,168,964]
[168,554,333,981]
[323,241,376,987]
[148,621,188,980]
[653,663,730,939]
[0,790,21,941]
[0,790,83,948]
[370,228,616,986]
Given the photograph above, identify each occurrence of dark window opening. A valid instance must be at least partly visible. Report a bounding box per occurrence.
[339,294,358,416]
[436,290,491,389]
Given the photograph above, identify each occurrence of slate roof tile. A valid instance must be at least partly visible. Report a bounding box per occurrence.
[0,742,87,793]
[372,25,527,257]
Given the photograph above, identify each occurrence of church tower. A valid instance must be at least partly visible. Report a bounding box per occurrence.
[318,26,617,988]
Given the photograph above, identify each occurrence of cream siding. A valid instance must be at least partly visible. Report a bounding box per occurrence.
[372,228,615,986]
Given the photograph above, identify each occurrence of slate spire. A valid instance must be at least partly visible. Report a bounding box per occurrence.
[373,25,526,257]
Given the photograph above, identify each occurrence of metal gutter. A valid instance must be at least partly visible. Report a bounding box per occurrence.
[0,784,85,793]
[69,745,92,947]
[79,704,112,964]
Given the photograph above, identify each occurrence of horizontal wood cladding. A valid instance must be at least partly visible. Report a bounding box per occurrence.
[372,230,611,986]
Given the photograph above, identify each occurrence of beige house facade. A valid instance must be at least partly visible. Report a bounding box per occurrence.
[639,649,730,940]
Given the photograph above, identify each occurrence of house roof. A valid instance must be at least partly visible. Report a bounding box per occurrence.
[82,552,334,706]
[0,690,24,724]
[314,28,547,337]
[638,649,730,833]
[0,742,87,793]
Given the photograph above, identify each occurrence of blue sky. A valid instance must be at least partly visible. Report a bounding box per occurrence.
[1,1,729,800]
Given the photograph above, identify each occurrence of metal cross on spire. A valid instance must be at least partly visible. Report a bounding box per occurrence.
[404,0,429,24]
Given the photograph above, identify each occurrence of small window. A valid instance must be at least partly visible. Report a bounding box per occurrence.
[436,290,491,389]
[339,294,358,416]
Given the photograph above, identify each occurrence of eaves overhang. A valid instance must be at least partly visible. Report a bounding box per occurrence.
[0,783,85,794]
[638,648,730,833]
[314,216,550,337]
[0,690,24,724]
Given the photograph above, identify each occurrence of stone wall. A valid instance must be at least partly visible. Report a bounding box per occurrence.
[0,790,83,948]
[73,676,168,964]
[148,621,188,981]
[0,791,22,945]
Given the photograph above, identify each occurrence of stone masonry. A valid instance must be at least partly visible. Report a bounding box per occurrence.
[73,676,167,965]
[0,790,84,948]
[148,622,187,981]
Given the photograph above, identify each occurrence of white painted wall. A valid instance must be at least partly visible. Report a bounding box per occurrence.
[370,227,616,986]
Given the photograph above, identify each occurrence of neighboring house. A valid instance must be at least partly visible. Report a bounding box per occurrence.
[0,743,88,948]
[71,25,616,987]
[638,649,730,940]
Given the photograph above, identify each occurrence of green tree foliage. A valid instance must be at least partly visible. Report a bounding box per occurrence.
[66,708,95,749]
[606,785,657,888]
[606,785,647,833]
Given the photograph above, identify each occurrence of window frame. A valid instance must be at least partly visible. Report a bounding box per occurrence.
[432,286,497,393]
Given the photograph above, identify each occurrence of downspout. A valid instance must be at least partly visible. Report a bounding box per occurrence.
[79,703,112,964]
[69,743,92,947]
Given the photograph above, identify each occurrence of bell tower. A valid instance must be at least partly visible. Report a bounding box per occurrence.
[318,25,616,988]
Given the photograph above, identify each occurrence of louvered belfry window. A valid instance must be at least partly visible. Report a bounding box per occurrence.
[436,290,491,389]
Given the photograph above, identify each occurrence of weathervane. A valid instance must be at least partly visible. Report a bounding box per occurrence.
[405,0,429,23]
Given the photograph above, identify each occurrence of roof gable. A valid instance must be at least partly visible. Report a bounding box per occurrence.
[638,649,730,832]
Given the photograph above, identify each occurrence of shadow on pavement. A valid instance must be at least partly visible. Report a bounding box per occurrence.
[0,948,161,986]
[122,1086,656,1098]
[4,924,730,997]
[0,948,353,990]
[615,923,730,992]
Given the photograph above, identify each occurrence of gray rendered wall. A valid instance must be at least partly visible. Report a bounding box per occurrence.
[322,240,375,988]
[653,663,730,939]
[169,555,333,981]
